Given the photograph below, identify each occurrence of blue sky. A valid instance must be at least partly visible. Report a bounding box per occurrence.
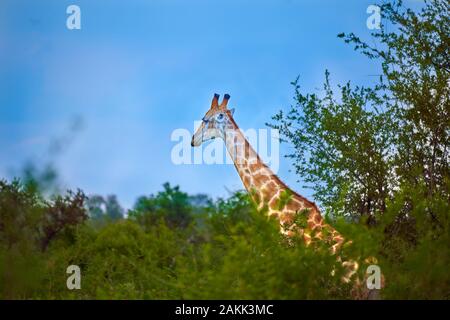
[0,0,422,209]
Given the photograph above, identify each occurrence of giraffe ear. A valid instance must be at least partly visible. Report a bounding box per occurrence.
[228,108,235,116]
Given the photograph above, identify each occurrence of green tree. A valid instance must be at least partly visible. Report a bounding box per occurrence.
[86,195,106,220]
[130,182,193,229]
[270,0,449,228]
[0,179,87,298]
[339,0,449,230]
[269,73,394,222]
[86,194,124,221]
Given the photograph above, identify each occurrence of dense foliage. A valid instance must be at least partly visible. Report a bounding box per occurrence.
[270,0,449,222]
[0,180,351,299]
[267,0,449,299]
[0,179,448,299]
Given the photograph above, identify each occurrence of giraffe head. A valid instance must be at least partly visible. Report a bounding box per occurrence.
[191,93,235,147]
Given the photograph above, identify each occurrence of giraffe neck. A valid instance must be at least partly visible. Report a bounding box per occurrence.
[223,117,281,207]
[222,117,316,214]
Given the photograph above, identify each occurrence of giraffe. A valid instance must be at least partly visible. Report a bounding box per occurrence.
[191,93,381,299]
